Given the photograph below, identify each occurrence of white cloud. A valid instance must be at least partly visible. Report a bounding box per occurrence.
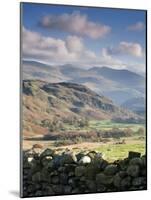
[22,27,145,73]
[22,27,97,64]
[104,41,143,57]
[39,11,111,39]
[66,36,84,53]
[127,22,145,31]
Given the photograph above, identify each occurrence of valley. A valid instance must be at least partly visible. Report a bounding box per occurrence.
[22,79,146,161]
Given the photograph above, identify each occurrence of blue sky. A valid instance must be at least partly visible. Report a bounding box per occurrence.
[22,3,146,73]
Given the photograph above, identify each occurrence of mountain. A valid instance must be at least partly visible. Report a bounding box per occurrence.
[23,60,69,83]
[23,80,140,136]
[121,97,145,115]
[22,60,145,105]
[88,66,144,87]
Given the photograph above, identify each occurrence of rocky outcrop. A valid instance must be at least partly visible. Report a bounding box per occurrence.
[22,150,147,197]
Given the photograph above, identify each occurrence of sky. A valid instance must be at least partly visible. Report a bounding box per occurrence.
[21,3,146,74]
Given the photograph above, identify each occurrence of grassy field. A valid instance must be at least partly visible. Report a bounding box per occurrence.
[88,120,145,131]
[23,136,146,162]
[63,119,145,132]
[23,120,146,161]
[95,140,145,161]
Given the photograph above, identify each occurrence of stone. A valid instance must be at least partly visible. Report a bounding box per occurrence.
[76,152,86,161]
[141,169,147,176]
[75,166,86,177]
[60,173,68,184]
[85,163,100,180]
[51,175,59,184]
[40,168,50,182]
[71,188,80,194]
[23,149,147,196]
[128,151,141,159]
[34,190,42,196]
[64,185,72,194]
[118,158,129,170]
[40,148,55,158]
[68,178,77,188]
[96,173,113,185]
[127,165,140,177]
[32,172,41,182]
[113,173,122,188]
[60,152,77,165]
[132,177,146,186]
[118,171,127,178]
[86,180,97,192]
[79,156,91,164]
[129,158,143,167]
[141,155,146,167]
[104,164,118,175]
[120,176,131,189]
[96,185,106,192]
[52,185,63,194]
[100,159,109,170]
[27,157,34,163]
[41,155,53,166]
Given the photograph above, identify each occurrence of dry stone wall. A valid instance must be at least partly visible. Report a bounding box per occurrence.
[22,149,147,197]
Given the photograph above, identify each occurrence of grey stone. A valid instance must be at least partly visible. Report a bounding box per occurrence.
[96,173,113,185]
[32,172,41,182]
[60,152,77,165]
[40,148,55,158]
[113,173,122,188]
[51,175,59,184]
[104,164,118,175]
[86,180,97,192]
[75,166,86,177]
[128,151,141,159]
[127,165,140,177]
[132,177,146,186]
[64,185,72,194]
[118,171,127,178]
[120,176,131,189]
[60,173,68,184]
[129,158,143,167]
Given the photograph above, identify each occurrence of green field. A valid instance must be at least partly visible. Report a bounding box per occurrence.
[89,120,145,131]
[95,141,145,161]
[24,119,146,161]
[63,119,145,132]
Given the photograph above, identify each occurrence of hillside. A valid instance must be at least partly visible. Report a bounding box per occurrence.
[22,80,141,137]
[121,97,145,114]
[23,60,145,105]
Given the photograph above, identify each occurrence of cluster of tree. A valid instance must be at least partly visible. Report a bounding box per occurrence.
[41,118,64,131]
[113,117,145,124]
[43,127,145,142]
[41,116,89,132]
[62,116,89,128]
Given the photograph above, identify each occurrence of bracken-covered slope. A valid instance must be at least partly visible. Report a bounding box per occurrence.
[22,80,141,136]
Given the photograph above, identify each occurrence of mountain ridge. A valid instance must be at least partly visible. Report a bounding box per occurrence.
[23,60,145,106]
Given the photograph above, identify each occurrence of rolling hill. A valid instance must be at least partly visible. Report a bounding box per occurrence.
[22,80,142,137]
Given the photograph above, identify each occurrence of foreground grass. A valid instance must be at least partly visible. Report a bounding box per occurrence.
[95,142,145,162]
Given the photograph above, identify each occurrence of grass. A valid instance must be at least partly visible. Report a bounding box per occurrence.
[95,141,145,162]
[63,119,145,132]
[24,119,146,162]
[89,120,144,131]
